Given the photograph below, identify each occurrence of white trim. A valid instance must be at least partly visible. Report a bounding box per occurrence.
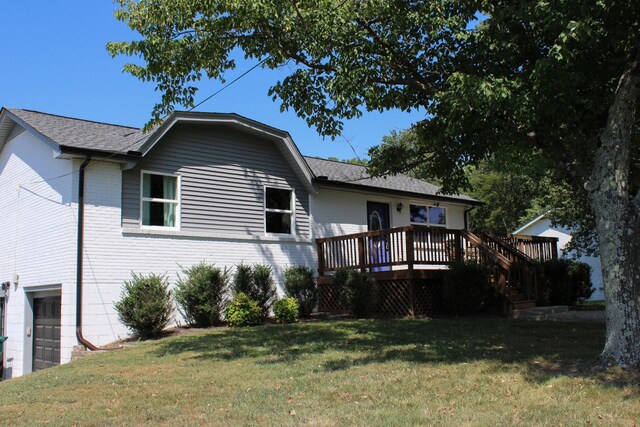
[512,213,548,235]
[409,203,448,227]
[137,113,316,194]
[122,227,312,243]
[263,185,296,236]
[139,170,181,231]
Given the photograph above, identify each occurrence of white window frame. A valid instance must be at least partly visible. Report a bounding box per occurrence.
[139,170,181,230]
[263,185,295,235]
[409,203,448,227]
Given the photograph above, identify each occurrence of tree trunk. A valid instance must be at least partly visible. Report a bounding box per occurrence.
[587,52,640,367]
[591,199,640,367]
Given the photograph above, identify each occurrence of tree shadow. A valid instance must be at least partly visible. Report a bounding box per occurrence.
[150,318,639,390]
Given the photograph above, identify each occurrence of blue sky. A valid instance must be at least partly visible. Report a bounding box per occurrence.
[0,1,425,159]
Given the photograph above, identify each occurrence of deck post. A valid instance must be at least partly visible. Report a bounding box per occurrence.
[406,227,416,317]
[454,230,463,262]
[317,241,325,276]
[358,236,366,272]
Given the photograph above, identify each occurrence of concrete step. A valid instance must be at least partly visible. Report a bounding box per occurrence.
[511,305,569,320]
[512,299,536,310]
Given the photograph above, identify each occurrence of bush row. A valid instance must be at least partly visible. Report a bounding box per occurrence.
[114,263,318,337]
[441,258,594,316]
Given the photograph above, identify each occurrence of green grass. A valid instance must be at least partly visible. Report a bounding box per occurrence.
[1,319,638,426]
[573,300,606,311]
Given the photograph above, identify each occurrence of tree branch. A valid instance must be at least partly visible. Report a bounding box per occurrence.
[355,18,433,95]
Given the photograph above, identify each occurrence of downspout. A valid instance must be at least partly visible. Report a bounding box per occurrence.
[75,157,99,351]
[464,206,476,230]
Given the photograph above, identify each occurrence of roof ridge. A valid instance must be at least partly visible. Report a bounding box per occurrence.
[303,155,367,168]
[13,108,140,130]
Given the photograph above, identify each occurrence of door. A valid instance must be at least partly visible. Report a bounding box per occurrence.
[367,202,390,271]
[33,296,61,371]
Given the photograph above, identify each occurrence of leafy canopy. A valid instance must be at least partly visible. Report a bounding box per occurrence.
[109,1,638,195]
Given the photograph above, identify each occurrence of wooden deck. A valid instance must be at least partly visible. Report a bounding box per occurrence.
[316,226,558,316]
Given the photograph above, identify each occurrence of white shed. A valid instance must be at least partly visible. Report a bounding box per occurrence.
[513,214,604,301]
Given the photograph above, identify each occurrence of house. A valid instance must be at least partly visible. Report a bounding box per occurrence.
[0,108,485,378]
[513,214,604,301]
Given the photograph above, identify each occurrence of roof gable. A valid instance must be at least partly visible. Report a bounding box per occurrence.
[0,107,479,204]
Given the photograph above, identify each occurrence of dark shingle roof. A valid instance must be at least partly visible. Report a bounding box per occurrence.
[6,108,148,154]
[304,156,479,204]
[4,108,479,204]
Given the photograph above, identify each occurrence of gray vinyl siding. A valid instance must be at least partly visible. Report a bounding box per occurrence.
[122,124,310,237]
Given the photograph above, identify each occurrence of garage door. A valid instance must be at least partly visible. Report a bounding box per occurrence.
[33,296,61,371]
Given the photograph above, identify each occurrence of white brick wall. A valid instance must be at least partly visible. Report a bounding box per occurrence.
[80,162,317,346]
[0,131,77,378]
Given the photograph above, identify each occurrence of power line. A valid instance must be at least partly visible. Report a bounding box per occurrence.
[189,56,271,111]
[17,57,272,189]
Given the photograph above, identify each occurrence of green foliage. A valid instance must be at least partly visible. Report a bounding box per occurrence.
[109,0,638,248]
[114,273,173,338]
[442,262,496,316]
[232,263,276,321]
[233,263,253,296]
[330,268,379,318]
[326,156,368,166]
[174,262,229,328]
[283,265,317,317]
[537,259,594,306]
[225,293,261,327]
[273,297,300,324]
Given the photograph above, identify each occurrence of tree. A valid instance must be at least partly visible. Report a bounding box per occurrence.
[108,1,640,367]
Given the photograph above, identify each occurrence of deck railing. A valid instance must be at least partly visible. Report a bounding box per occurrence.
[495,233,558,262]
[316,226,558,302]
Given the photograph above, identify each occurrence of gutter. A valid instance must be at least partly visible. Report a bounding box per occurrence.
[75,157,120,352]
[75,156,98,350]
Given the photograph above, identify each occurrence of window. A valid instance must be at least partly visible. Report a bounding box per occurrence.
[410,204,447,226]
[265,187,293,234]
[141,172,179,228]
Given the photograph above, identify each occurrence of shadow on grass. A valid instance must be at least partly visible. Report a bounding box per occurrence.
[151,318,637,389]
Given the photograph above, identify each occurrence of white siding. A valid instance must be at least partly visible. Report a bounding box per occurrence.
[311,186,471,239]
[0,130,77,378]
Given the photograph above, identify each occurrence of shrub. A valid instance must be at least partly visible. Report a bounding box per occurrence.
[442,262,495,316]
[537,259,594,306]
[330,268,379,317]
[330,267,353,310]
[114,273,173,338]
[233,263,254,296]
[252,264,277,320]
[273,297,300,323]
[225,292,261,327]
[232,263,276,321]
[283,265,317,317]
[174,262,229,327]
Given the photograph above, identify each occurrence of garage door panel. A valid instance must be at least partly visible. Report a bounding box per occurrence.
[33,296,61,371]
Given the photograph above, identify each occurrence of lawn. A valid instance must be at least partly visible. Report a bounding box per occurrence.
[1,319,638,426]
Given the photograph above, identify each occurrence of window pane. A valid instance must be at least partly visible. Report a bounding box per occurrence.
[266,211,291,234]
[429,207,446,225]
[266,188,291,210]
[142,201,176,227]
[143,174,176,200]
[410,205,428,224]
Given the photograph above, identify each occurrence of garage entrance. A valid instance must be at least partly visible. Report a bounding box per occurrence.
[32,296,61,371]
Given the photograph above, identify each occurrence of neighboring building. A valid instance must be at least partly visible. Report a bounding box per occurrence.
[513,214,604,301]
[0,108,480,378]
